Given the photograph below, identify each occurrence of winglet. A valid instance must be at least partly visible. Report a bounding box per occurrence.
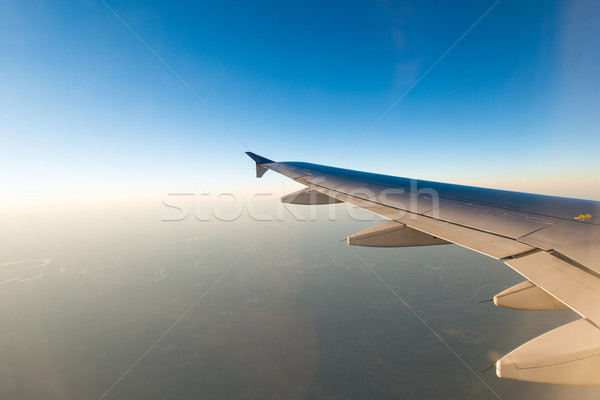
[245,152,274,178]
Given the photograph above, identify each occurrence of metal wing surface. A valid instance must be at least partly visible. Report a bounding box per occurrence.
[246,152,600,385]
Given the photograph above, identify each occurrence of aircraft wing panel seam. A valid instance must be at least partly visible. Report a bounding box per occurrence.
[308,182,539,245]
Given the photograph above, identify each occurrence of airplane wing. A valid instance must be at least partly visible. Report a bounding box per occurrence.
[246,152,600,385]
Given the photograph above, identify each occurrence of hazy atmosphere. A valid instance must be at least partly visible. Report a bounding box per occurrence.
[2,203,600,399]
[1,1,599,399]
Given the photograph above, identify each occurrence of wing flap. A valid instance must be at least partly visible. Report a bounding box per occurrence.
[397,214,535,259]
[555,239,600,275]
[519,223,600,274]
[505,252,600,324]
[424,203,554,238]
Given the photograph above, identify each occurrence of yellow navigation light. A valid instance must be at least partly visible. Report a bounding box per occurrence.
[574,213,592,221]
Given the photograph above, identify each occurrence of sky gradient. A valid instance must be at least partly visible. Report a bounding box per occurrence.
[1,4,600,397]
[1,0,599,208]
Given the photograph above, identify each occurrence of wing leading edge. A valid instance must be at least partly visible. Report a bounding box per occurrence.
[246,152,600,385]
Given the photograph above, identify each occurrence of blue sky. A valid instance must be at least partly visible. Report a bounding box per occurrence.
[1,0,599,205]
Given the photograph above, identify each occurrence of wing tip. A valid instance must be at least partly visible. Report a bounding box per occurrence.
[245,152,274,165]
[246,152,274,178]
